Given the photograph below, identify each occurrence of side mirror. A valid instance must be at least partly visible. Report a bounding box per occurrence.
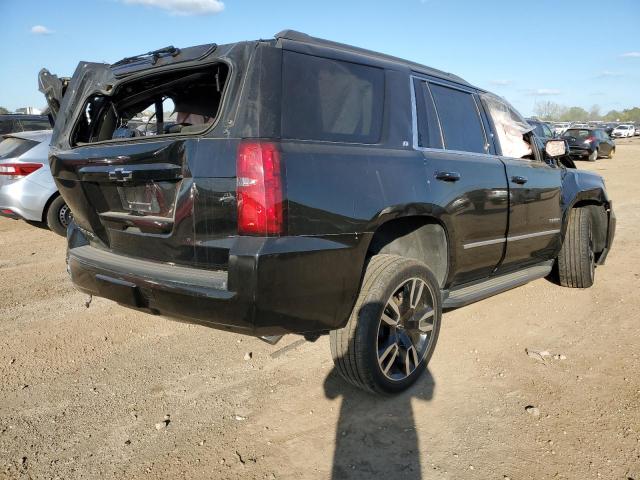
[545,139,566,157]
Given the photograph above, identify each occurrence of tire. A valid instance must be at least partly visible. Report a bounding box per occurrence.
[330,254,442,395]
[557,208,595,288]
[45,195,72,237]
[588,149,598,162]
[607,148,615,159]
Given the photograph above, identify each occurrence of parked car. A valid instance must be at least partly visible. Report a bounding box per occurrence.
[561,127,615,161]
[611,124,635,138]
[0,114,51,136]
[0,130,72,235]
[552,122,571,136]
[39,30,615,394]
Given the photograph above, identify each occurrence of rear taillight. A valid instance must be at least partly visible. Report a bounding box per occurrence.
[236,141,284,236]
[0,163,43,178]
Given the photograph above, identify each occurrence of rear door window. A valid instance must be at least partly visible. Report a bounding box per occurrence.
[429,83,486,154]
[413,79,443,149]
[0,137,38,159]
[282,51,384,144]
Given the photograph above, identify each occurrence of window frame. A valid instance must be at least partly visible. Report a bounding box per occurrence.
[410,75,492,158]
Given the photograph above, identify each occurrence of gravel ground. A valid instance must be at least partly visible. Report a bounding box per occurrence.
[1,139,639,480]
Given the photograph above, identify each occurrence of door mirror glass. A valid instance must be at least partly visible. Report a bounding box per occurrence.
[545,139,566,157]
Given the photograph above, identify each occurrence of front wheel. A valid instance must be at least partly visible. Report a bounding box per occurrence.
[557,208,595,288]
[330,254,442,395]
[46,195,72,237]
[588,149,598,162]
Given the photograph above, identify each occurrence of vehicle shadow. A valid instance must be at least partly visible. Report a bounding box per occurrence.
[323,367,435,479]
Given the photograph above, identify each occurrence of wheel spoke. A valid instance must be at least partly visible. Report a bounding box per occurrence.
[409,279,425,309]
[417,308,434,332]
[382,298,401,326]
[405,345,419,376]
[379,343,399,374]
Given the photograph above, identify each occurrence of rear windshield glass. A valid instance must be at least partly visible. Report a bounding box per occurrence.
[0,137,38,159]
[282,51,384,144]
[563,129,591,138]
[71,63,229,145]
[19,119,51,131]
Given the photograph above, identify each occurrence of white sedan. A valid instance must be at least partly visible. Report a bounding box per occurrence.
[611,125,635,138]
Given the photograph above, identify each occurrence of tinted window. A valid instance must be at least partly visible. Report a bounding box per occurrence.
[429,83,486,154]
[19,119,51,131]
[413,79,443,149]
[541,124,554,138]
[563,129,591,139]
[0,137,38,159]
[282,51,384,143]
[0,120,15,135]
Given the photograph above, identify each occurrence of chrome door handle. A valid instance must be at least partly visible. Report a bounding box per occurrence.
[435,171,461,182]
[511,175,528,185]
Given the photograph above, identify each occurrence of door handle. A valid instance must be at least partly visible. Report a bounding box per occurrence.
[435,171,461,182]
[511,175,528,185]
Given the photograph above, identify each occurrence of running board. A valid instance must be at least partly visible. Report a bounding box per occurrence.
[442,261,553,309]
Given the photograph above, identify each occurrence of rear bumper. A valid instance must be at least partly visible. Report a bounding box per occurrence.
[66,225,369,336]
[0,177,54,222]
[567,146,593,157]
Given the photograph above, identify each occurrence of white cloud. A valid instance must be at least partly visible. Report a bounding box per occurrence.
[527,88,561,96]
[597,70,623,78]
[620,51,640,58]
[30,25,54,35]
[122,0,224,15]
[489,79,512,86]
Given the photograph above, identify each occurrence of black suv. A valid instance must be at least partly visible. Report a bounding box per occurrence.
[40,31,615,394]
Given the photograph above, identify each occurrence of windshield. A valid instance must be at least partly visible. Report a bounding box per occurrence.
[562,129,591,139]
[0,137,38,159]
[616,125,629,129]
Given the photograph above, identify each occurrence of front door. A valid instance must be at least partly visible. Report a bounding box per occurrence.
[498,152,562,272]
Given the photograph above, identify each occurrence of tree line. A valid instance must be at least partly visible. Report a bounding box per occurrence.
[533,101,640,123]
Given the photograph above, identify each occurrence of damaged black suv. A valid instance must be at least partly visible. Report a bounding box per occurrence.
[40,31,615,394]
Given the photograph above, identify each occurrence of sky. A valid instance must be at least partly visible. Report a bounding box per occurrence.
[1,0,639,116]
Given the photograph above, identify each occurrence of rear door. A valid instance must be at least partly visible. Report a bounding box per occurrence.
[414,78,509,285]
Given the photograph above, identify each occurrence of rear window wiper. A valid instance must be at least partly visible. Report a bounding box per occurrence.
[112,46,181,67]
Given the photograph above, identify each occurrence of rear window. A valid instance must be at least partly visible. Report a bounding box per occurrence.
[18,119,51,132]
[563,129,591,138]
[0,137,38,159]
[0,120,15,135]
[282,51,384,144]
[71,63,229,145]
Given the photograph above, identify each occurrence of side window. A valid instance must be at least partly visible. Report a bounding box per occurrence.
[542,124,553,139]
[282,51,384,144]
[429,83,486,154]
[413,79,443,149]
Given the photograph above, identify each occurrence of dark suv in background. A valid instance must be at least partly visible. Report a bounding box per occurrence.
[40,31,615,394]
[562,127,615,161]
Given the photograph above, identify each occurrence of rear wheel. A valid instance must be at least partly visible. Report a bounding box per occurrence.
[330,254,442,394]
[588,149,598,162]
[46,195,72,237]
[557,208,595,288]
[607,148,615,159]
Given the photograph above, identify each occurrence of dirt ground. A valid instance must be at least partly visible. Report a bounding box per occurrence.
[1,139,639,480]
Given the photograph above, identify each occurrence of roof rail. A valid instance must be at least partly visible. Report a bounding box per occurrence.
[274,30,470,86]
